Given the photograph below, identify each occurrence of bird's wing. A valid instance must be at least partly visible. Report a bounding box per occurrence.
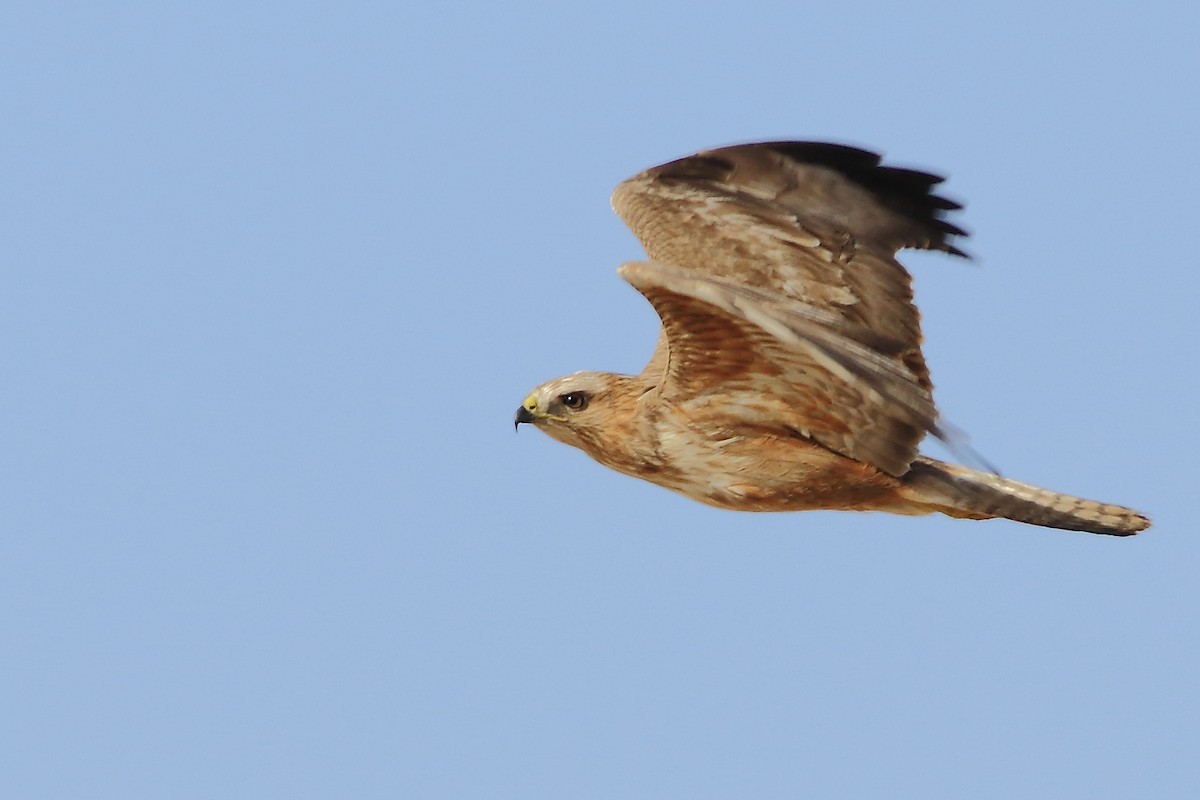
[613,141,966,391]
[612,142,967,475]
[620,261,935,476]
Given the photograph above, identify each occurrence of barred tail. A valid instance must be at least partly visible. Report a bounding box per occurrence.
[901,456,1150,537]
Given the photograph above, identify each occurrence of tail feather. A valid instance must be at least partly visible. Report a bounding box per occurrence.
[902,457,1151,536]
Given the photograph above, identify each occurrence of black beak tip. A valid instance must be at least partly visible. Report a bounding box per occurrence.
[514,406,535,431]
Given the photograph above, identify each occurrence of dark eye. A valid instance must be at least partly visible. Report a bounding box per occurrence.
[559,392,589,411]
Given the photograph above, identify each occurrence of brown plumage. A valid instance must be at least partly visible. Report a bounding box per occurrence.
[515,141,1150,536]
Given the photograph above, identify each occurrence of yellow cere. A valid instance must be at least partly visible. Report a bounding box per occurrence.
[523,395,538,413]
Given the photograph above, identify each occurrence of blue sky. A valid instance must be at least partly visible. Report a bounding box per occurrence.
[2,1,1197,797]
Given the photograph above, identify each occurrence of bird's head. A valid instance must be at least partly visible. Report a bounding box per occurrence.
[514,371,631,455]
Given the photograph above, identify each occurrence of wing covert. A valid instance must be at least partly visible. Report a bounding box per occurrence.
[620,261,937,476]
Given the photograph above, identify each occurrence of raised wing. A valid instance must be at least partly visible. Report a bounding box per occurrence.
[612,141,966,391]
[612,142,967,475]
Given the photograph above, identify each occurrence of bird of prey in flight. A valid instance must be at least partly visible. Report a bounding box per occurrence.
[514,141,1149,536]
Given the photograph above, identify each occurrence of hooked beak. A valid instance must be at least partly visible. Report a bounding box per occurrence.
[514,405,536,431]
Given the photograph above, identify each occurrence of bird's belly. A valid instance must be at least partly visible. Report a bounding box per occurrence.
[647,430,900,513]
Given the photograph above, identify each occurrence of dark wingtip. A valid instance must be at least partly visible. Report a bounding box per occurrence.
[643,140,970,257]
[752,141,969,257]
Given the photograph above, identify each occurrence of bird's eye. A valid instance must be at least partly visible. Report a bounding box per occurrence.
[559,392,589,411]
